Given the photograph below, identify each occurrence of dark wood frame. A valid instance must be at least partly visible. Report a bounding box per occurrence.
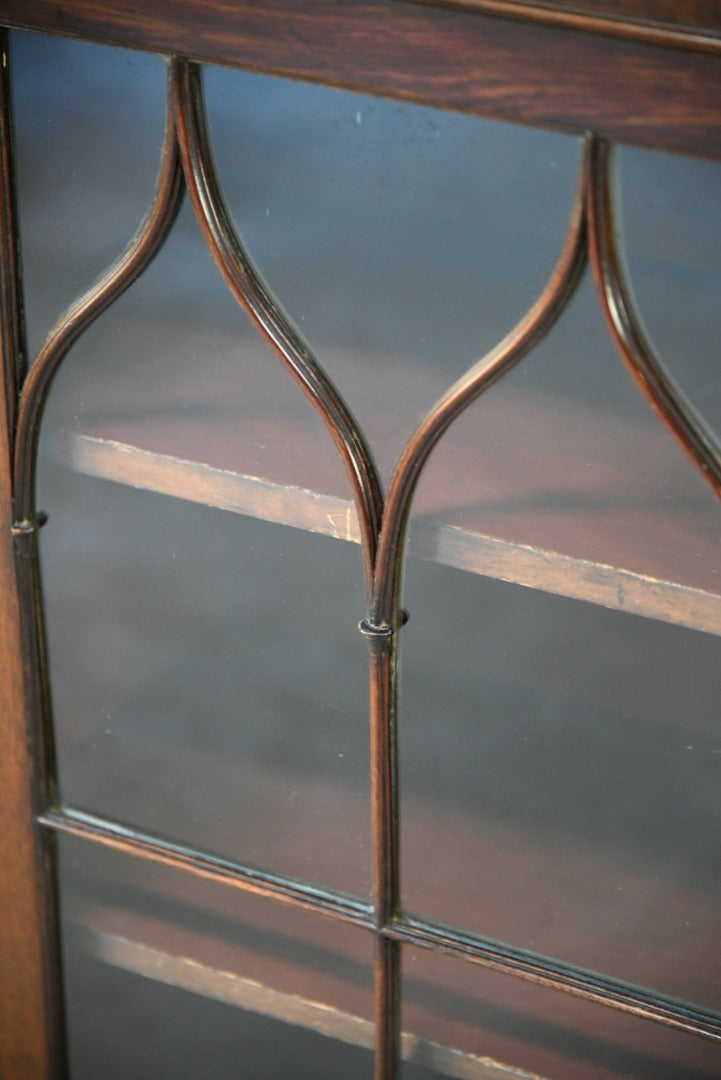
[3,0,721,158]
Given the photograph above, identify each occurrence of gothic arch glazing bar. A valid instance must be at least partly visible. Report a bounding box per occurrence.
[6,40,721,1080]
[587,136,721,500]
[173,58,384,588]
[12,62,184,528]
[371,135,591,628]
[365,138,590,1080]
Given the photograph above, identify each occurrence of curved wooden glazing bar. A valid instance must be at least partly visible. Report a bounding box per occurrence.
[2,4,721,1077]
[587,136,721,501]
[173,59,383,586]
[363,144,589,1079]
[174,56,394,1077]
[372,138,590,629]
[11,63,184,528]
[4,60,183,1079]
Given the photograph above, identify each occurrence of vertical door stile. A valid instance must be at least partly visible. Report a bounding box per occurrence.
[0,28,67,1080]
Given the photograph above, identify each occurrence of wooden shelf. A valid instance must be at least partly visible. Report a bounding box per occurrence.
[6,7,721,1080]
[57,355,721,635]
[70,901,529,1080]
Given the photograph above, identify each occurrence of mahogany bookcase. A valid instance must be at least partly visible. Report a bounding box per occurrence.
[1,2,720,1078]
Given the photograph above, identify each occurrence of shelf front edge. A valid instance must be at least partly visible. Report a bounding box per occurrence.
[63,432,721,636]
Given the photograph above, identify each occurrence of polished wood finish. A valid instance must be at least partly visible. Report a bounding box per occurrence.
[414,0,721,48]
[2,1,721,1077]
[1,0,720,159]
[0,333,62,1080]
[0,30,64,1074]
[530,0,721,31]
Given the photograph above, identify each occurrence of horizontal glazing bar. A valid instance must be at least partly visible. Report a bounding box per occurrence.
[39,807,372,929]
[389,916,721,1043]
[40,811,721,1046]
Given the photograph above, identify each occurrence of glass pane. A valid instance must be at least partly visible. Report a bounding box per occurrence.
[59,835,374,1078]
[620,145,721,437]
[42,473,370,890]
[17,33,370,893]
[12,31,167,360]
[18,30,578,898]
[14,20,721,1067]
[401,946,721,1080]
[399,141,721,1008]
[400,561,721,1006]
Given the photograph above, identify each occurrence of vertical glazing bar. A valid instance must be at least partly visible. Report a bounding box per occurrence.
[374,934,400,1079]
[363,146,588,1078]
[362,619,401,1079]
[0,30,67,1079]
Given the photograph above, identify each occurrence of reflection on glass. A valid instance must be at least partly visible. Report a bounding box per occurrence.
[203,63,579,484]
[619,145,721,437]
[401,946,721,1080]
[59,837,374,1078]
[400,561,721,1007]
[399,143,721,1009]
[42,470,370,892]
[12,21,721,1072]
[12,32,167,360]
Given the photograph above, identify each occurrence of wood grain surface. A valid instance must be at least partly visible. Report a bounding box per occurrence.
[528,0,721,31]
[2,0,721,158]
[0,350,62,1077]
[3,4,721,1076]
[405,0,721,48]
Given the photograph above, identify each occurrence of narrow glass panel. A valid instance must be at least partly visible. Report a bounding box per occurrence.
[59,835,374,1078]
[400,144,721,1007]
[42,470,370,889]
[19,34,370,892]
[619,145,721,437]
[400,560,721,1007]
[401,946,721,1080]
[12,31,167,360]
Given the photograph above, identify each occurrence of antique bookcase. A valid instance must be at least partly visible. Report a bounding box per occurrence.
[1,2,721,1078]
